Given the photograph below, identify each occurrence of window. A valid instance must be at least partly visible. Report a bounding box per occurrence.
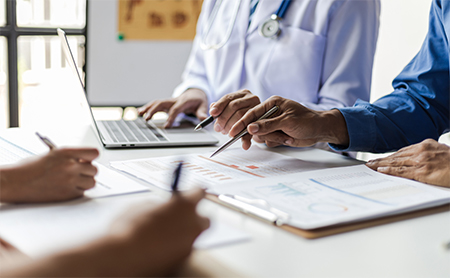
[16,0,85,28]
[18,35,85,127]
[0,0,86,128]
[0,36,7,128]
[0,0,5,26]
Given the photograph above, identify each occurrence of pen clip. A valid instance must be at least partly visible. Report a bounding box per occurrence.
[218,194,289,226]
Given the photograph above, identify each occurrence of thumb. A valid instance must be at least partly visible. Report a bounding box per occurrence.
[248,117,281,136]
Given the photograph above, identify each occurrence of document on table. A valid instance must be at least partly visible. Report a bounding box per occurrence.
[211,164,450,230]
[86,163,150,198]
[0,135,149,198]
[0,136,36,165]
[0,194,250,257]
[110,145,327,191]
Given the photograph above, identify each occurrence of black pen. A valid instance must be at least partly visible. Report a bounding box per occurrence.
[171,162,183,193]
[194,115,215,131]
[36,132,57,150]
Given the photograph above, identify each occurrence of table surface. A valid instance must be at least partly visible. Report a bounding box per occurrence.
[2,122,450,278]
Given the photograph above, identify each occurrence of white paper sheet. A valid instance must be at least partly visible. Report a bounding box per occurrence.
[211,165,450,229]
[0,195,250,257]
[87,163,150,198]
[110,145,326,191]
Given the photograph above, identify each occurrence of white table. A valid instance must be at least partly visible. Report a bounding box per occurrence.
[1,124,450,278]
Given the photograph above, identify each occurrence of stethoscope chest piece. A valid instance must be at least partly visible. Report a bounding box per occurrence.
[259,14,281,39]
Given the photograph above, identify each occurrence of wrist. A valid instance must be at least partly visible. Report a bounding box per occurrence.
[318,109,349,146]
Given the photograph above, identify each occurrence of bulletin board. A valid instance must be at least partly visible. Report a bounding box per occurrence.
[86,0,202,107]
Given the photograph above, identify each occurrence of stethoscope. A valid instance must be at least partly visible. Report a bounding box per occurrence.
[200,0,292,50]
[258,0,292,39]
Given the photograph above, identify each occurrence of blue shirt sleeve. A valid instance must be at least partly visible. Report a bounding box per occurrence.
[330,0,450,153]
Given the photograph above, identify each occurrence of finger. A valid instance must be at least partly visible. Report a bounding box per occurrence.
[376,166,417,181]
[215,96,259,133]
[247,117,283,136]
[229,98,279,137]
[145,100,174,121]
[137,101,155,115]
[217,107,248,134]
[165,101,191,128]
[366,156,415,169]
[210,91,247,117]
[75,176,97,190]
[250,130,292,146]
[198,216,210,231]
[77,163,98,177]
[57,148,100,162]
[241,134,253,150]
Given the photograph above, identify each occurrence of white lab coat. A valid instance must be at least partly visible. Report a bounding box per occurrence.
[173,0,380,110]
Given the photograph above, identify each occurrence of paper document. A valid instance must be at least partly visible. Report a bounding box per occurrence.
[87,163,150,198]
[110,146,327,191]
[212,165,450,230]
[0,194,249,257]
[0,136,35,165]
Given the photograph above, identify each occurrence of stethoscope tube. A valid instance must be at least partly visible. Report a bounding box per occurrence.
[275,0,292,19]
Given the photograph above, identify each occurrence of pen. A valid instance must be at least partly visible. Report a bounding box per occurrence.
[210,105,279,158]
[171,162,183,193]
[194,115,215,131]
[36,132,57,150]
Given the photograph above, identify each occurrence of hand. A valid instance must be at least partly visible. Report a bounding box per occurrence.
[137,89,208,128]
[0,148,99,203]
[366,139,450,187]
[209,89,260,134]
[229,96,349,150]
[110,188,210,277]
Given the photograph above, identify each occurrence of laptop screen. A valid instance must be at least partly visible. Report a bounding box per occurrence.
[57,28,106,144]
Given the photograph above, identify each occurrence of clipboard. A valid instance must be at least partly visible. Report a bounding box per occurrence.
[206,194,450,239]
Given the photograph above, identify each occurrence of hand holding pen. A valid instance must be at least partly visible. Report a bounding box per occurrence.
[229,95,345,151]
[0,133,100,203]
[195,90,261,133]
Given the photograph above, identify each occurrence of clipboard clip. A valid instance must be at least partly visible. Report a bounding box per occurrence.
[218,194,290,226]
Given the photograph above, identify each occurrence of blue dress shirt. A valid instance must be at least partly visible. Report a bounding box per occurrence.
[331,0,450,153]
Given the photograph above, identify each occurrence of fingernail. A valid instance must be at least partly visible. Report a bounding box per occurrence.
[377,167,388,172]
[214,124,222,132]
[210,107,218,115]
[284,139,293,145]
[248,123,259,133]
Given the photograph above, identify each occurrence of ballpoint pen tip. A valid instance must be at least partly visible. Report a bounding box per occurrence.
[194,125,201,131]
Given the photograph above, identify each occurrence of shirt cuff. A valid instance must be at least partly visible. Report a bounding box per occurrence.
[328,103,377,152]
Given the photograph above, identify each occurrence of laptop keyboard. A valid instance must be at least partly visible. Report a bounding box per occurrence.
[101,119,168,143]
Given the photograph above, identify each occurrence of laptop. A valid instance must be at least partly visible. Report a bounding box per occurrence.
[57,28,218,148]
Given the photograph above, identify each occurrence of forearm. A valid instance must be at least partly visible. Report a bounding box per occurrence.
[0,168,19,202]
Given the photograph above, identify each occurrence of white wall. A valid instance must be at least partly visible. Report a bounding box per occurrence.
[370,0,432,101]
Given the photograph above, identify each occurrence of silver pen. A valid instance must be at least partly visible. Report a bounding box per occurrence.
[36,132,57,150]
[210,105,279,158]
